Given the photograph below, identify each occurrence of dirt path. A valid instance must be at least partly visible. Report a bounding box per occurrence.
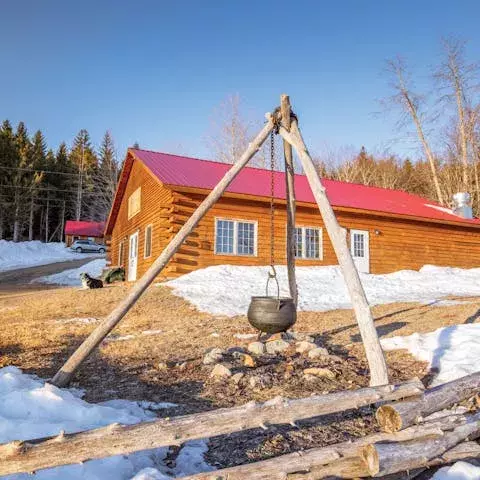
[0,257,99,296]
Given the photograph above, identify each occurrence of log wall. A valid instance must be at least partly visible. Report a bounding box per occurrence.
[109,160,480,280]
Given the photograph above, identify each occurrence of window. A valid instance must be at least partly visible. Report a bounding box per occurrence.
[215,218,257,256]
[294,226,322,259]
[352,232,365,257]
[128,187,141,219]
[144,225,153,258]
[118,241,125,266]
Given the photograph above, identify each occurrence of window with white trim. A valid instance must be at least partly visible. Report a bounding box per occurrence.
[128,187,141,219]
[294,226,322,259]
[215,219,257,256]
[144,224,153,258]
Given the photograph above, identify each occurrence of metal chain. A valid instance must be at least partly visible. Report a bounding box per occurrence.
[270,130,275,268]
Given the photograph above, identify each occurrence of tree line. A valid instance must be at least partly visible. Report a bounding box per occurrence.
[210,38,480,216]
[0,123,120,242]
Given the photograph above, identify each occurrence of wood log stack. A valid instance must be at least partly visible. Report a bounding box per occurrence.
[1,375,479,478]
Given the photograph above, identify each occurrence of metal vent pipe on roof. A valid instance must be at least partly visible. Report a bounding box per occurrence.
[452,192,473,219]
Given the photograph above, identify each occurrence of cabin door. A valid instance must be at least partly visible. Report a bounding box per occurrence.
[350,229,370,274]
[128,231,139,281]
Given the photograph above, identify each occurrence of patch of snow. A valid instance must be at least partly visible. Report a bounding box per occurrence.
[381,323,480,386]
[34,259,106,286]
[432,461,480,479]
[0,366,211,479]
[0,240,99,272]
[138,401,179,410]
[55,317,99,324]
[424,203,455,215]
[105,334,136,343]
[142,330,163,336]
[166,264,480,317]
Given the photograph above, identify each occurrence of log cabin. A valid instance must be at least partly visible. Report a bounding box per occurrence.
[104,148,480,281]
[64,220,105,247]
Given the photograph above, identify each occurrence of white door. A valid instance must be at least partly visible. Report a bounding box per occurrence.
[128,232,139,281]
[350,230,370,273]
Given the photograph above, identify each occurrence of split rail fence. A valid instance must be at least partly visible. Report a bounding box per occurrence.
[1,372,480,478]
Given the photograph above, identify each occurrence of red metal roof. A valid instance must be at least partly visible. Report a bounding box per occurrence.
[128,149,480,226]
[65,220,105,237]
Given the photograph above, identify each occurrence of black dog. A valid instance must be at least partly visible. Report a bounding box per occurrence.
[80,272,104,289]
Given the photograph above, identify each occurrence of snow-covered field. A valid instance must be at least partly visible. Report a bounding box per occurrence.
[166,264,480,317]
[0,367,211,480]
[34,259,107,286]
[0,240,98,272]
[382,323,480,386]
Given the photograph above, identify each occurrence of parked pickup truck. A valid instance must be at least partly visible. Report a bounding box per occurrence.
[70,239,106,254]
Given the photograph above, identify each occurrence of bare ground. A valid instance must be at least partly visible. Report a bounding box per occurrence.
[1,283,479,471]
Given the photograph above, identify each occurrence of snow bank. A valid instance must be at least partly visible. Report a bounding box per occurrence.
[0,367,211,479]
[382,323,480,386]
[166,264,480,317]
[432,461,480,479]
[0,240,97,272]
[34,259,106,286]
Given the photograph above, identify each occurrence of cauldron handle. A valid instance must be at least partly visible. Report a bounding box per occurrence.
[265,266,281,309]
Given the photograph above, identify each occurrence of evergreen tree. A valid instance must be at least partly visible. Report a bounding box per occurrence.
[70,129,97,220]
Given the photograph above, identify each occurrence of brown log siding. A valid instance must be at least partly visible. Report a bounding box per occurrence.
[108,159,480,280]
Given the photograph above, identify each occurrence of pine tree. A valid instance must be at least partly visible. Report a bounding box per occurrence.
[91,131,118,221]
[70,129,97,220]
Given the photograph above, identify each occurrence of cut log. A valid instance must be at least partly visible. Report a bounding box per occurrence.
[279,119,389,387]
[0,380,423,476]
[363,411,480,477]
[179,415,462,480]
[376,371,480,432]
[51,117,275,388]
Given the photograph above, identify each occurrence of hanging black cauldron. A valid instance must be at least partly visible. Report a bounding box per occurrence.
[247,267,297,334]
[247,296,296,334]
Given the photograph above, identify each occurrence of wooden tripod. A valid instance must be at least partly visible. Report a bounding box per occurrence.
[52,96,389,388]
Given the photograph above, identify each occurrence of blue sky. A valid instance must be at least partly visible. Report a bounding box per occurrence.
[1,1,480,162]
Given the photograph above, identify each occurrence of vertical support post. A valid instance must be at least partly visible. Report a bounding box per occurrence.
[279,120,389,386]
[281,94,298,305]
[51,117,275,387]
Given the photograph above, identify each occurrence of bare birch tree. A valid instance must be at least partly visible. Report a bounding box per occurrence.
[383,57,445,204]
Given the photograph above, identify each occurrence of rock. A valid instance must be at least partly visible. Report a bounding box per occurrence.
[296,341,317,353]
[242,354,256,368]
[308,347,330,359]
[286,332,315,343]
[210,364,232,378]
[231,372,245,384]
[157,362,168,370]
[203,347,224,365]
[265,339,290,354]
[303,367,336,380]
[249,376,260,388]
[247,341,266,355]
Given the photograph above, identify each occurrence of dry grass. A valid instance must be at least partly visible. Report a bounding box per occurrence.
[1,284,479,469]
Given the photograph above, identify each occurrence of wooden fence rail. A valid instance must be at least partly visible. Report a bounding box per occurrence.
[0,380,423,476]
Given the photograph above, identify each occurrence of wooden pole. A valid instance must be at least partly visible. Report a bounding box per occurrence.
[51,118,275,387]
[281,94,298,305]
[376,371,480,432]
[278,119,389,386]
[0,380,423,475]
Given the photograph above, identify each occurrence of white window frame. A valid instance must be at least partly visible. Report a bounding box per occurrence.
[144,224,153,259]
[214,217,258,257]
[292,225,323,260]
[128,187,141,219]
